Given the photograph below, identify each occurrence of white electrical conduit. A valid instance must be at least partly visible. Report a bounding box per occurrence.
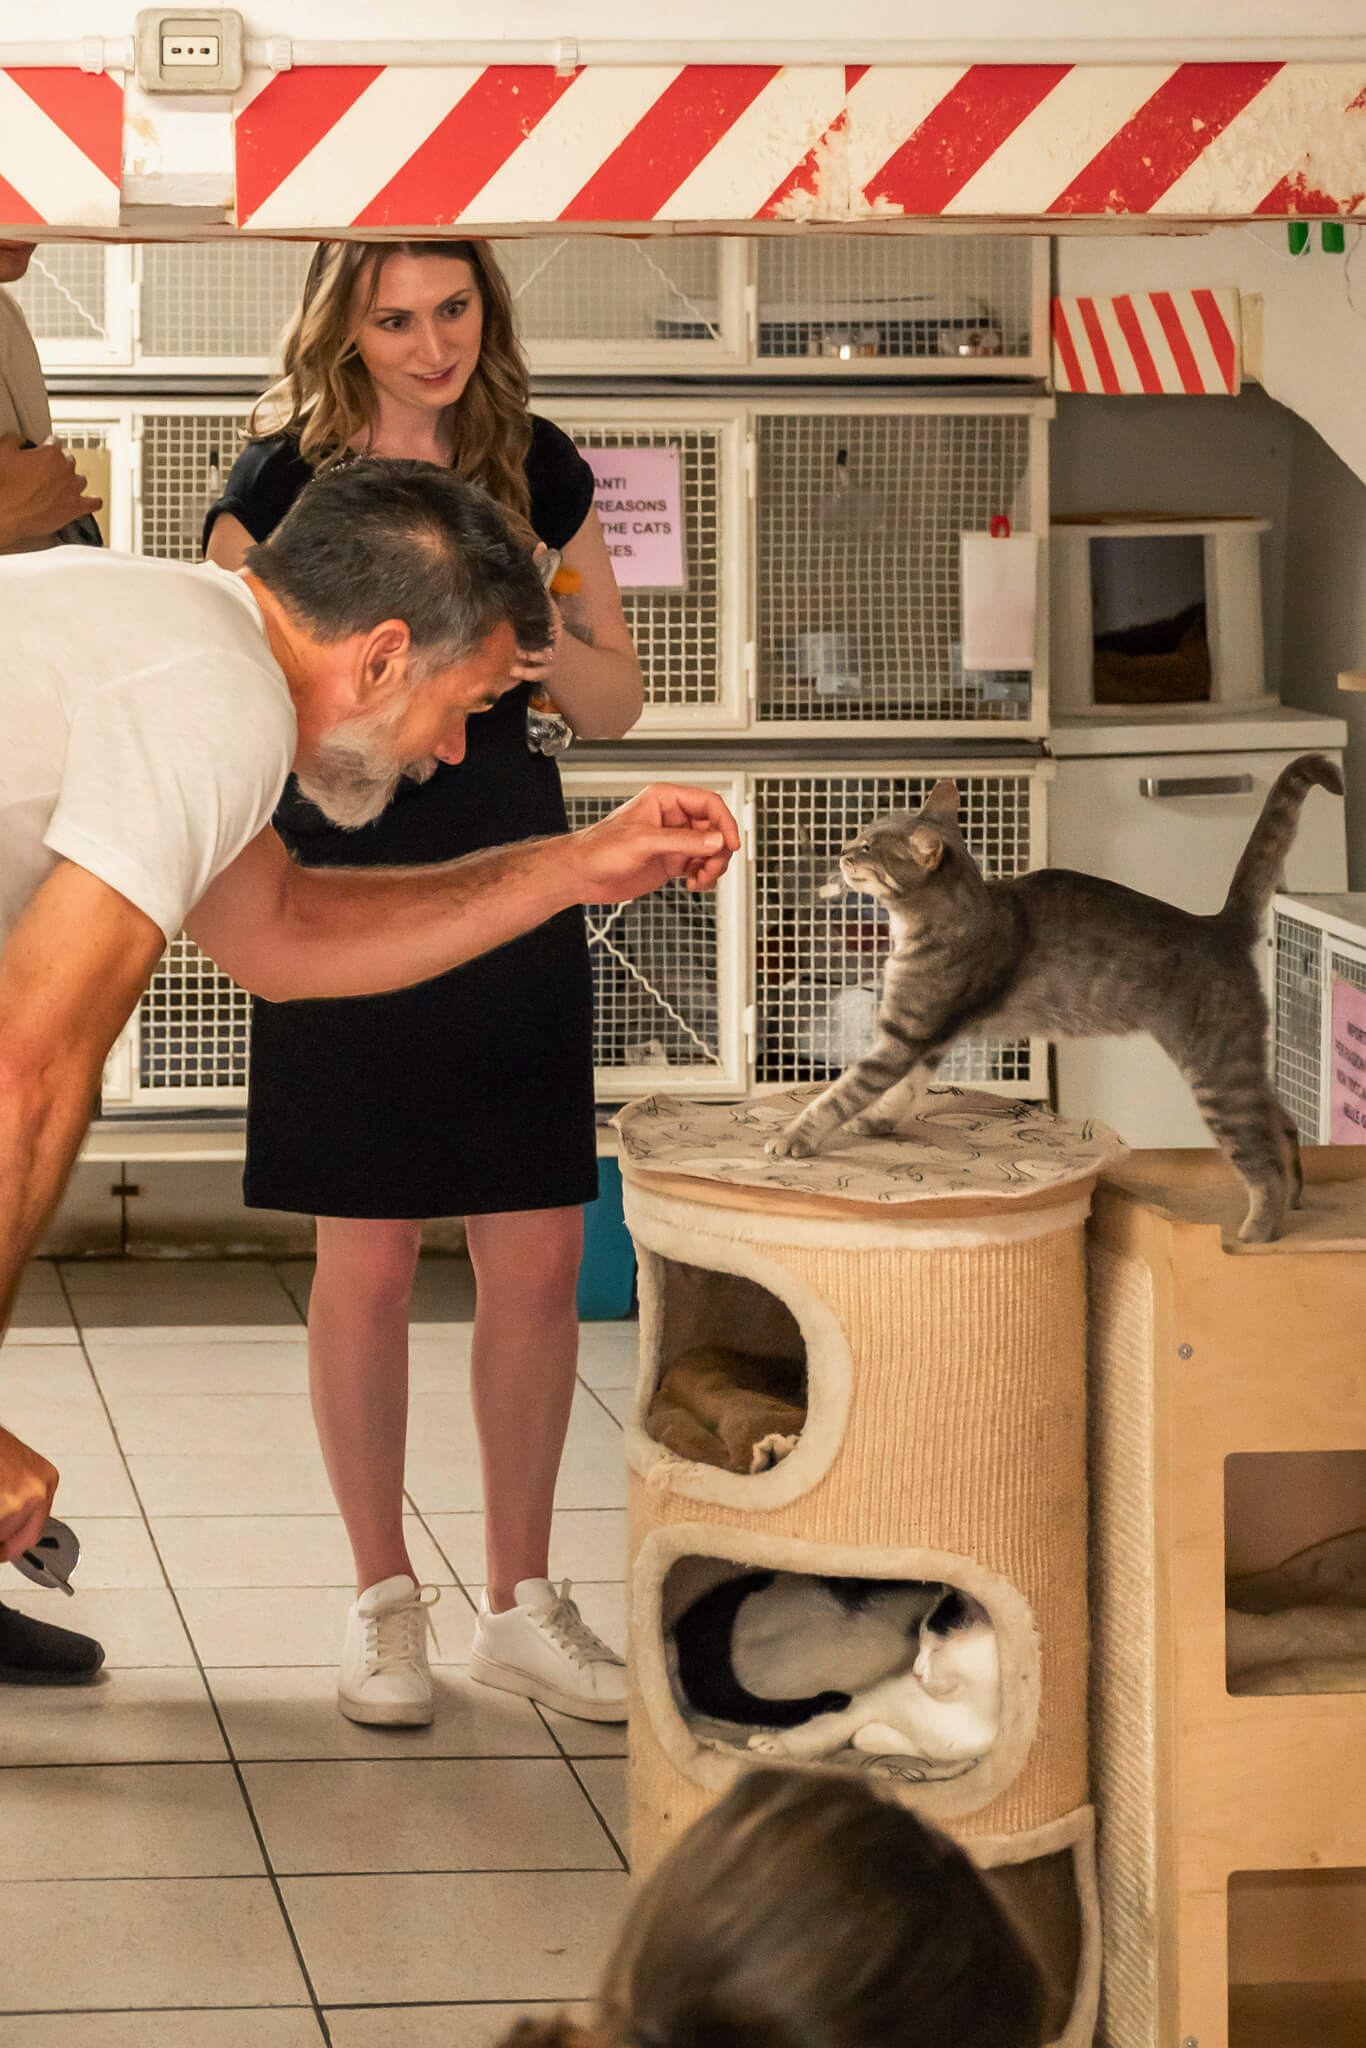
[5,36,1366,71]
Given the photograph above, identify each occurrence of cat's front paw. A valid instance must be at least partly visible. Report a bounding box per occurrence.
[765,1122,820,1160]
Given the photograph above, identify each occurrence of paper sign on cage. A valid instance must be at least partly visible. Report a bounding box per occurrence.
[1329,977,1366,1144]
[582,445,685,591]
[960,525,1038,673]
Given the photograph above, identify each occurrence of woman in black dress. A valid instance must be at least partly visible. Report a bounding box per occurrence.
[206,241,641,1728]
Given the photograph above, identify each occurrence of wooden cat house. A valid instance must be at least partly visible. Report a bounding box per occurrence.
[1087,1150,1366,2048]
[615,1086,1128,2048]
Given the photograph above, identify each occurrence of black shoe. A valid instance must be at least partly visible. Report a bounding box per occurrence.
[0,1599,105,1685]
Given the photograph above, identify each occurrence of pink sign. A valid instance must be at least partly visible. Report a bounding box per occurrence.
[1329,976,1366,1143]
[580,445,685,590]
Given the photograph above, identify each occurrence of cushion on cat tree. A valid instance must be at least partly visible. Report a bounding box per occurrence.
[645,1346,807,1474]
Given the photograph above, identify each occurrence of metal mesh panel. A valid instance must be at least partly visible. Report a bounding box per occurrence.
[498,236,723,344]
[10,245,109,344]
[1272,912,1324,1142]
[140,410,248,559]
[566,793,722,1082]
[1086,1242,1158,2048]
[138,937,251,1098]
[139,241,312,361]
[753,772,1035,1087]
[564,423,721,709]
[756,237,1033,361]
[755,411,1033,724]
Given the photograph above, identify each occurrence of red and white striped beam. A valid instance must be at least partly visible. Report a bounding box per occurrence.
[231,61,1366,231]
[0,67,122,227]
[1052,289,1242,394]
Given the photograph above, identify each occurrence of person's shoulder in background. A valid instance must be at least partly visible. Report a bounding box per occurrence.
[204,431,313,551]
[525,415,596,551]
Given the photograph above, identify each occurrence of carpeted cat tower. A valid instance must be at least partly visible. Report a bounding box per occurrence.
[615,1085,1127,2048]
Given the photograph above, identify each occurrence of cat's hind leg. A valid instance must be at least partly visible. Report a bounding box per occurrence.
[1279,1104,1304,1210]
[1187,1065,1292,1243]
[747,1702,863,1759]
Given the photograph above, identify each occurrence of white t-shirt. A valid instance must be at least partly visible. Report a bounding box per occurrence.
[1,549,297,949]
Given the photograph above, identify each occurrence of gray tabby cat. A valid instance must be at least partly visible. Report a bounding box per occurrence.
[768,754,1343,1243]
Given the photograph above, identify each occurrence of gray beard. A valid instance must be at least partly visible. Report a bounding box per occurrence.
[295,714,437,831]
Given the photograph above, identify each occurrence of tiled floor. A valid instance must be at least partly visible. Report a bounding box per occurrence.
[2,1258,635,2046]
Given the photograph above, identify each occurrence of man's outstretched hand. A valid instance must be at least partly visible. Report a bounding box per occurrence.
[0,1426,58,1564]
[569,783,740,904]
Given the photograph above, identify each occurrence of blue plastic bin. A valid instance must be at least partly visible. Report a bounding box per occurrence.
[576,1156,636,1320]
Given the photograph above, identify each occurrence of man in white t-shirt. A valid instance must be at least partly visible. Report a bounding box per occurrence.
[0,240,104,554]
[0,457,739,1671]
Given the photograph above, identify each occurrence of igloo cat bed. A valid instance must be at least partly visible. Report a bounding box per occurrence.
[615,1085,1127,2048]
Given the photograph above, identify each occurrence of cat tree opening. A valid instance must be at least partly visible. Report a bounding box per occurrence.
[1225,1451,1366,1697]
[631,1246,853,1509]
[1228,1868,1366,2048]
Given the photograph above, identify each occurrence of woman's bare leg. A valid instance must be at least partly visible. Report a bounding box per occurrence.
[307,1215,423,1594]
[464,1206,583,1613]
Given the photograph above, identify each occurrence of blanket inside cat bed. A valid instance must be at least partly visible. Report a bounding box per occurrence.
[661,1556,1001,1782]
[646,1345,807,1475]
[616,1086,1125,1208]
[1227,1525,1366,1696]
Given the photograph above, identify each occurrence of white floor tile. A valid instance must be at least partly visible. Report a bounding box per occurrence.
[108,1393,323,1457]
[87,1338,310,1397]
[127,1453,340,1516]
[45,1453,141,1519]
[208,1667,556,1763]
[281,1870,629,2004]
[1,1345,100,1396]
[244,1757,618,1875]
[0,1389,118,1455]
[3,2013,322,2048]
[424,1509,626,1587]
[575,1322,639,1390]
[324,2004,593,2048]
[0,1762,263,1879]
[538,1709,627,1759]
[0,1878,309,2010]
[16,1260,64,1296]
[1,1587,193,1667]
[61,1517,165,1590]
[0,1669,227,1766]
[149,1515,453,1590]
[575,1757,628,1854]
[593,1389,632,1427]
[80,1323,306,1345]
[177,1586,476,1668]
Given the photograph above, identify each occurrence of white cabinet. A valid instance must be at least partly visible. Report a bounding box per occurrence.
[1050,712,1349,1146]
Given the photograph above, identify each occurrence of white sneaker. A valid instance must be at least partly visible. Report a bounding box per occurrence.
[470,1578,627,1723]
[338,1574,440,1727]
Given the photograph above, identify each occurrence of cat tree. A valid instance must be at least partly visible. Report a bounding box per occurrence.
[615,1085,1127,2048]
[1087,1149,1366,2048]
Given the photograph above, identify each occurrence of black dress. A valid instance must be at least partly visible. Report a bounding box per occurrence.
[204,419,600,1218]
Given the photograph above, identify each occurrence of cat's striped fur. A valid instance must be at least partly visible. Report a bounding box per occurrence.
[768,754,1343,1243]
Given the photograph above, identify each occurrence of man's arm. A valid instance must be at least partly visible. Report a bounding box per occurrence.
[185,783,739,1003]
[0,865,166,1553]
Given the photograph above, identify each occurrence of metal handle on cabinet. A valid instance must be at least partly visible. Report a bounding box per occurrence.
[1138,774,1255,800]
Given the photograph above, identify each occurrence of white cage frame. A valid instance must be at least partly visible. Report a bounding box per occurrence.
[18,234,1048,379]
[13,243,134,369]
[1271,893,1366,1145]
[745,758,1051,1099]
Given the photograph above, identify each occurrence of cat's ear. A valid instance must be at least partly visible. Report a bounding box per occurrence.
[923,780,960,824]
[908,825,945,870]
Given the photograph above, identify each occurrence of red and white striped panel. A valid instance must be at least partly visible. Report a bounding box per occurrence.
[1051,290,1242,395]
[0,68,122,228]
[231,61,1366,230]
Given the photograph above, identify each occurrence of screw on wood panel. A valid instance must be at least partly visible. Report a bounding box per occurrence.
[1181,2036,1199,2047]
[1177,1343,1193,1359]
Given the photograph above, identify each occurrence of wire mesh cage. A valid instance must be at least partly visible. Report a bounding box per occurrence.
[498,236,744,366]
[136,241,313,368]
[754,235,1042,371]
[562,769,746,1098]
[752,399,1046,733]
[557,405,746,730]
[136,405,252,560]
[752,765,1046,1096]
[10,244,130,365]
[100,935,255,1111]
[1271,897,1366,1143]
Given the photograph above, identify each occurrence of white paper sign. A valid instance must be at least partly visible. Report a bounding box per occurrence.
[960,530,1039,672]
[581,445,685,590]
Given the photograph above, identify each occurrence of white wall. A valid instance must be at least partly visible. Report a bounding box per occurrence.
[6,0,1366,50]
[1056,228,1366,492]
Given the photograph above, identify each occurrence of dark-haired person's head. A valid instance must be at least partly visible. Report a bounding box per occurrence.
[244,460,552,828]
[501,1767,1046,2048]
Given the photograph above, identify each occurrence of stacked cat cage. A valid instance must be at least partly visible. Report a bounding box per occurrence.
[1270,892,1366,1144]
[26,234,1052,1120]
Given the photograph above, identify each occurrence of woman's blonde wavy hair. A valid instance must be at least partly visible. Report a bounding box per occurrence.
[251,239,534,535]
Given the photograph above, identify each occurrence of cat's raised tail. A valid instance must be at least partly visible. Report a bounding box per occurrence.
[1219,753,1344,945]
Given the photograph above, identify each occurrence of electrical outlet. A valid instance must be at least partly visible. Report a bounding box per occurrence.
[135,10,243,92]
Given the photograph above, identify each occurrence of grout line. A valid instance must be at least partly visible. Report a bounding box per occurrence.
[0,1863,631,1883]
[562,1753,629,1873]
[54,1265,336,2048]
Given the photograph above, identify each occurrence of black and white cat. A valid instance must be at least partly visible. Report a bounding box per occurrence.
[671,1571,999,1765]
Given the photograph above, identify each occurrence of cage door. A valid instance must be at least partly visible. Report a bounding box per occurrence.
[10,244,133,370]
[500,234,747,371]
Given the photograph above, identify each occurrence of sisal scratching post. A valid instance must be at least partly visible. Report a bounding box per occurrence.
[616,1086,1126,2048]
